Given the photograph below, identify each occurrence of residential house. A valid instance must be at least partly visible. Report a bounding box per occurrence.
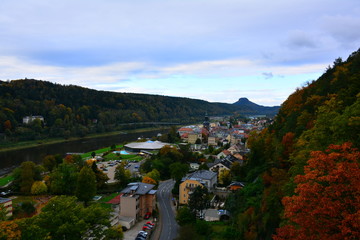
[179,170,217,204]
[207,134,217,146]
[188,133,202,144]
[217,149,231,159]
[120,182,157,221]
[23,115,44,124]
[0,197,13,217]
[209,155,242,172]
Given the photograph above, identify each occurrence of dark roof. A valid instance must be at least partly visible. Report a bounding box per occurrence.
[121,182,155,195]
[183,170,217,181]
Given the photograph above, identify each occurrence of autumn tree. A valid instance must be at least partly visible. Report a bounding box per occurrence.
[42,155,57,172]
[274,143,360,240]
[142,176,157,185]
[218,169,232,186]
[0,221,21,240]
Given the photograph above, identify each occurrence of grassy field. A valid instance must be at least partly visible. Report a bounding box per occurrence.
[0,175,14,187]
[81,144,123,159]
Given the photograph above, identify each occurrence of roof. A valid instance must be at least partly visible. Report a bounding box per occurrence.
[121,182,155,195]
[183,170,217,181]
[107,194,122,204]
[0,197,11,204]
[125,141,168,150]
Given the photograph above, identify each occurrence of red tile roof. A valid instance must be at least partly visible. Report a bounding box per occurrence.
[106,194,122,204]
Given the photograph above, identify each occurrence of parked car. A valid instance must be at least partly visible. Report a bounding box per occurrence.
[144,212,151,219]
[146,221,155,226]
[138,231,148,237]
[142,225,152,231]
[144,224,153,229]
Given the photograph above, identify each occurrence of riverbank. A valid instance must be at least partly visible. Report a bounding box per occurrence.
[0,126,170,153]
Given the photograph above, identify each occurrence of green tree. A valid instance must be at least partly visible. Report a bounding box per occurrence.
[76,166,97,204]
[115,164,130,187]
[50,163,78,195]
[42,155,57,172]
[170,162,189,182]
[18,196,111,240]
[31,181,48,195]
[188,186,209,216]
[145,169,161,182]
[176,206,196,226]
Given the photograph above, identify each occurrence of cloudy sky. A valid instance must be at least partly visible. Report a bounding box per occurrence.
[1,0,359,106]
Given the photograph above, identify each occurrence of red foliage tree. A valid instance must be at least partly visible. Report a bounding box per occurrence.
[274,142,360,240]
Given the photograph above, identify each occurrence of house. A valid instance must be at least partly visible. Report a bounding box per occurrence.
[179,179,205,204]
[0,197,13,217]
[179,170,218,204]
[188,133,202,144]
[120,182,157,221]
[23,115,44,124]
[209,155,242,172]
[217,149,231,159]
[208,134,217,146]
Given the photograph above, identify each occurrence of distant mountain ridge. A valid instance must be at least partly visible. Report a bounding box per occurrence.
[233,97,280,116]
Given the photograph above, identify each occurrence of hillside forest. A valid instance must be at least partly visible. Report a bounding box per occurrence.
[0,79,277,144]
[223,49,360,239]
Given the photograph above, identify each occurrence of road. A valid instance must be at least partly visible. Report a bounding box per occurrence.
[157,179,179,240]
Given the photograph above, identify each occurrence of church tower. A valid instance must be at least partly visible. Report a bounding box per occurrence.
[203,112,210,131]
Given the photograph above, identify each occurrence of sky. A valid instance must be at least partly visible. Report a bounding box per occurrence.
[1,0,360,106]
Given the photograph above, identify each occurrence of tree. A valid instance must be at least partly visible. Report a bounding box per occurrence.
[0,221,21,240]
[104,225,124,240]
[17,161,38,194]
[50,163,78,195]
[142,176,157,185]
[31,181,48,195]
[145,169,161,182]
[274,143,360,240]
[76,166,97,204]
[176,206,196,226]
[91,151,96,158]
[115,164,130,186]
[91,162,109,189]
[188,186,209,216]
[43,155,57,172]
[18,196,111,240]
[219,169,232,186]
[169,162,188,182]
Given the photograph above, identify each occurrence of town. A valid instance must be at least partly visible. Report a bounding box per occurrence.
[0,114,272,240]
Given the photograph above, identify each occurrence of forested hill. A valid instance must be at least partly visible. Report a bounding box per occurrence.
[226,48,360,239]
[0,79,275,141]
[233,97,280,116]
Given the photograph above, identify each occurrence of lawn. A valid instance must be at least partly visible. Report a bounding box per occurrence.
[0,175,14,187]
[81,144,123,159]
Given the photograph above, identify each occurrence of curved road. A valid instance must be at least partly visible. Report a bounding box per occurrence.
[157,179,179,240]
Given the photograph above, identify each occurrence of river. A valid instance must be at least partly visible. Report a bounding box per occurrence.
[0,129,166,173]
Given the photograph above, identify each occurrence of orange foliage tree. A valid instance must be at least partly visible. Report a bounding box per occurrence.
[142,176,157,185]
[274,142,360,240]
[0,221,21,240]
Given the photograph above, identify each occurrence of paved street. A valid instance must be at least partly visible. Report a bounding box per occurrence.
[157,180,179,240]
